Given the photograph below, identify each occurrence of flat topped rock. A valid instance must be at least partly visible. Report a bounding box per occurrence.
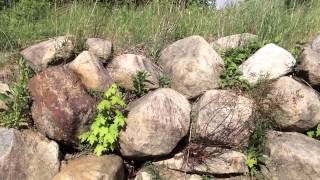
[53,155,125,180]
[211,33,258,52]
[239,43,296,85]
[154,147,248,175]
[20,36,74,72]
[86,38,113,60]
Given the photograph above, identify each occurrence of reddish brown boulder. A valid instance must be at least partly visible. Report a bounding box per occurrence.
[28,66,95,145]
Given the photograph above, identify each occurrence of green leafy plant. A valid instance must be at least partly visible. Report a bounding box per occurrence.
[306,124,320,139]
[144,162,161,180]
[245,119,270,176]
[132,71,150,97]
[79,84,126,156]
[219,41,261,91]
[159,74,170,88]
[246,148,267,176]
[201,175,214,180]
[0,57,33,128]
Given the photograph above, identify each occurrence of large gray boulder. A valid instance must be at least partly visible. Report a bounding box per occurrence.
[119,88,191,160]
[68,51,113,91]
[159,36,224,99]
[211,33,258,52]
[263,131,320,180]
[297,46,320,86]
[193,90,254,148]
[86,38,112,60]
[53,155,124,180]
[107,54,160,90]
[268,76,320,132]
[20,36,74,72]
[154,147,248,175]
[0,128,60,180]
[28,66,96,145]
[239,43,296,85]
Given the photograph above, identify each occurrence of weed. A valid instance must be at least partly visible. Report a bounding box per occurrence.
[1,0,320,53]
[245,81,275,176]
[72,30,87,55]
[0,57,33,128]
[245,119,269,176]
[219,41,261,91]
[144,162,161,180]
[132,71,149,97]
[306,124,320,139]
[79,83,126,156]
[158,74,170,88]
[201,175,214,180]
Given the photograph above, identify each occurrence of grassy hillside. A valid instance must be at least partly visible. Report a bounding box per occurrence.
[0,0,320,59]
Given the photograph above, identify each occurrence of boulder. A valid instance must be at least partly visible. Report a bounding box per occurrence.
[20,36,74,72]
[68,51,113,91]
[193,90,254,148]
[0,128,60,180]
[239,43,296,85]
[53,155,124,180]
[211,33,258,52]
[107,54,160,90]
[297,46,320,86]
[159,36,224,99]
[263,130,320,180]
[215,0,241,10]
[311,35,320,53]
[28,66,95,145]
[154,147,248,175]
[135,167,202,180]
[268,76,320,132]
[0,82,10,110]
[86,38,112,60]
[119,88,191,159]
[0,61,18,85]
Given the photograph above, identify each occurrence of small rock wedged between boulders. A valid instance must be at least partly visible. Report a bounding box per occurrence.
[86,38,113,61]
[107,54,160,90]
[211,33,258,52]
[68,51,113,91]
[154,147,248,175]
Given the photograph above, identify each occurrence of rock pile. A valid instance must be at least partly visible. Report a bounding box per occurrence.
[1,34,320,180]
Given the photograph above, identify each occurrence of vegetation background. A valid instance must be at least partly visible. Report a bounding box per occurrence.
[0,0,319,63]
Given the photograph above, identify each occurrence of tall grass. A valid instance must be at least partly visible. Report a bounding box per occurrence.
[0,0,320,59]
